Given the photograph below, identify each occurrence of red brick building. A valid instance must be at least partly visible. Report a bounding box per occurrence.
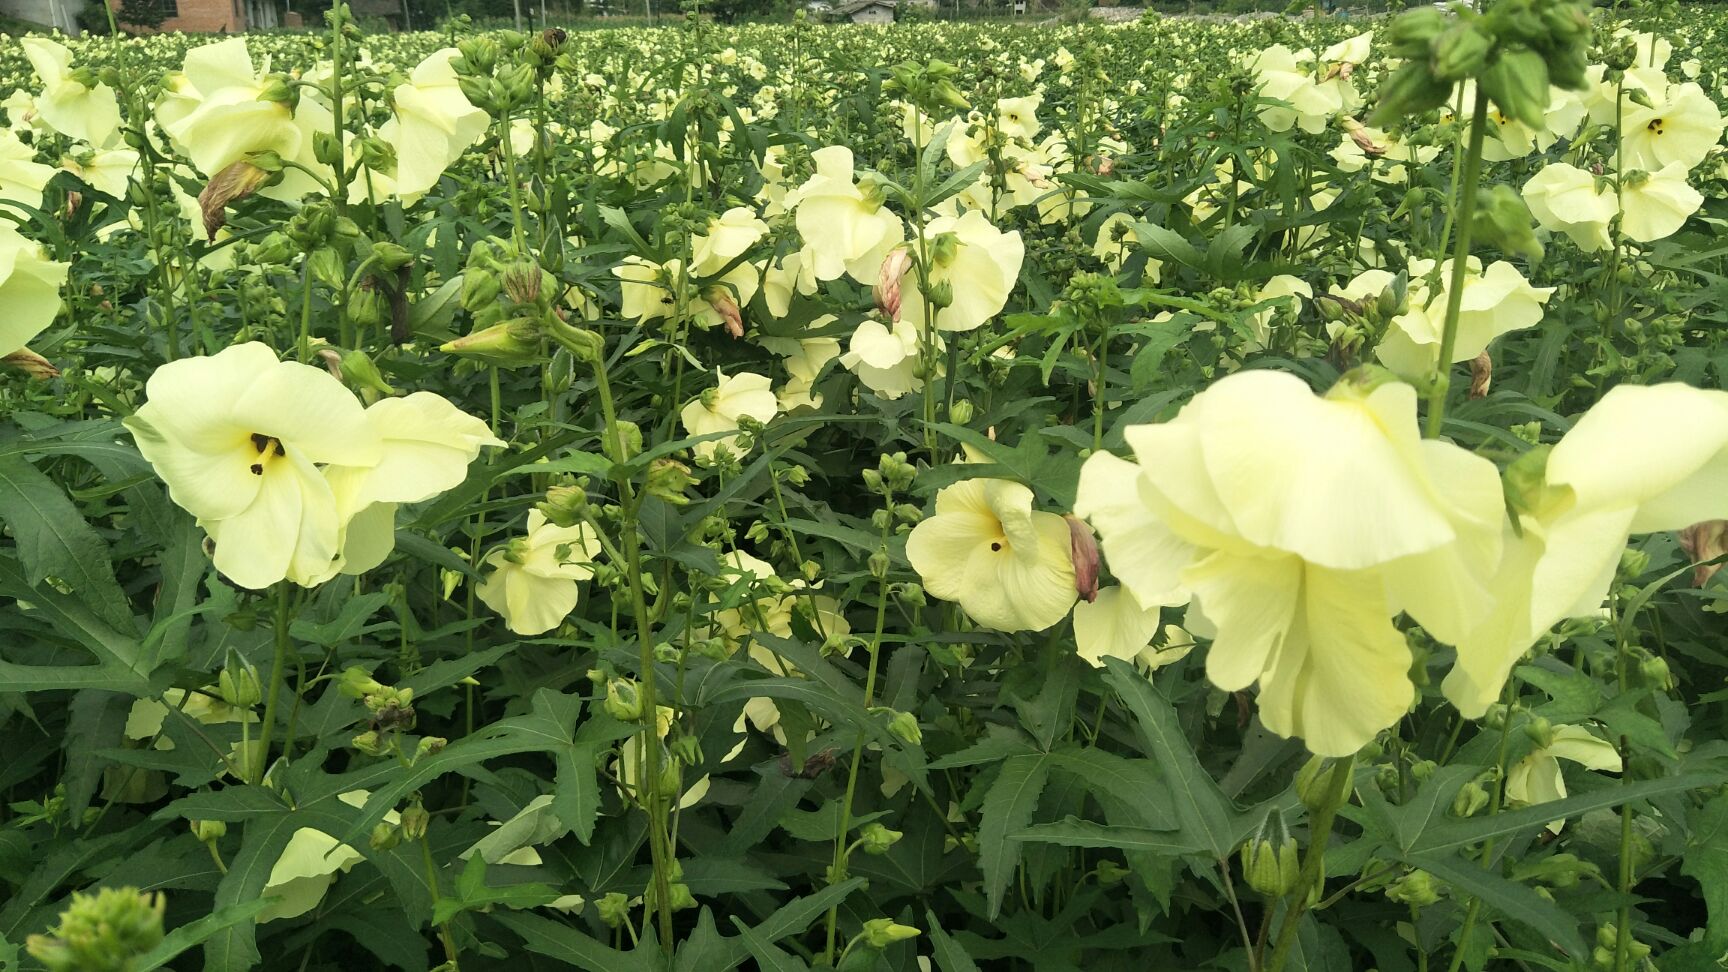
[108,0,279,32]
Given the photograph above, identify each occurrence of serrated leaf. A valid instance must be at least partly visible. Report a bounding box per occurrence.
[1409,772,1719,855]
[0,455,133,630]
[1102,659,1239,858]
[1014,817,1203,855]
[1409,852,1587,960]
[492,910,655,972]
[133,900,271,972]
[926,909,980,972]
[979,753,1051,919]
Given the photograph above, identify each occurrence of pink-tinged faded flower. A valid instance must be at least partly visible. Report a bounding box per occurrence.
[1065,514,1100,603]
[1680,520,1728,587]
[875,247,912,320]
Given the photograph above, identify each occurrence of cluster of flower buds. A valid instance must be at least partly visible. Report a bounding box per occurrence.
[26,887,165,972]
[340,666,418,753]
[1373,0,1592,127]
[884,59,970,116]
[1239,810,1300,896]
[453,34,537,116]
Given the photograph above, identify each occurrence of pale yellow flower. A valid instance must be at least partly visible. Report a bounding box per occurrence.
[680,370,779,464]
[476,510,602,636]
[1076,371,1505,756]
[0,223,69,358]
[906,479,1077,633]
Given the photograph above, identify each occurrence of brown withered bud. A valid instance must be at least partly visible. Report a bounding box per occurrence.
[1086,154,1115,176]
[2,348,59,380]
[1679,520,1728,587]
[1469,351,1492,399]
[316,348,344,379]
[1342,118,1385,157]
[199,159,271,238]
[875,246,913,320]
[1065,514,1100,603]
[63,190,82,218]
[780,747,838,779]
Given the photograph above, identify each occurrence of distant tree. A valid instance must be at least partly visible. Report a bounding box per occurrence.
[116,0,167,30]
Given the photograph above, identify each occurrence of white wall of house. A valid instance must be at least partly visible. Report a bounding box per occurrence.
[849,4,892,21]
[0,0,85,31]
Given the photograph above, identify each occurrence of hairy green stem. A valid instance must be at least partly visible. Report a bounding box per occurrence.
[1424,87,1488,439]
[1266,755,1355,972]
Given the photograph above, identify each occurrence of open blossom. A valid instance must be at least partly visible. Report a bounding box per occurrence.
[1073,585,1194,670]
[840,316,931,400]
[1376,258,1553,381]
[1618,162,1704,242]
[691,206,768,276]
[1075,370,1505,756]
[1506,725,1622,831]
[258,791,398,923]
[124,343,497,590]
[906,479,1077,633]
[0,223,70,359]
[1522,163,1617,252]
[787,145,904,284]
[377,48,490,200]
[898,210,1024,333]
[680,370,779,464]
[21,37,121,148]
[1444,383,1728,716]
[476,510,602,636]
[1620,78,1724,172]
[157,38,333,202]
[1248,45,1349,135]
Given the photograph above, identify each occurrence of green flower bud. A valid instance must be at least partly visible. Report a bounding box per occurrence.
[884,709,922,746]
[1451,778,1490,817]
[607,420,643,464]
[604,677,646,722]
[671,733,703,767]
[338,666,388,699]
[596,891,632,928]
[1294,754,1332,811]
[1524,715,1555,749]
[868,550,891,579]
[860,822,903,855]
[1239,811,1300,896]
[646,458,697,505]
[1385,869,1442,906]
[352,730,387,756]
[27,887,165,972]
[369,821,402,851]
[1480,49,1551,130]
[307,246,346,292]
[1432,23,1493,82]
[400,804,430,841]
[949,399,975,424]
[1384,7,1447,59]
[190,819,227,843]
[895,582,927,609]
[219,654,263,708]
[414,736,448,761]
[370,242,413,272]
[857,918,920,953]
[441,318,543,367]
[1470,183,1543,264]
[1094,860,1131,885]
[347,286,388,329]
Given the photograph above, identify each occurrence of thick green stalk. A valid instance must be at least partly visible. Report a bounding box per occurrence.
[553,324,677,953]
[1424,88,1489,440]
[253,584,294,784]
[1266,755,1355,972]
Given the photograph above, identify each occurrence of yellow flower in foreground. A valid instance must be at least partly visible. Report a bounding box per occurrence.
[0,129,57,211]
[1444,383,1728,716]
[314,393,504,585]
[1076,370,1505,756]
[0,223,70,358]
[476,510,602,636]
[125,343,382,590]
[1506,725,1621,832]
[1073,586,1194,670]
[22,37,121,148]
[906,478,1078,633]
[680,370,779,464]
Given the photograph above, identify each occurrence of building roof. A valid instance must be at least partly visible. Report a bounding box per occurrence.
[832,0,895,12]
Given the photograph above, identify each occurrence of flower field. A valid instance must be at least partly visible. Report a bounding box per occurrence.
[4,4,1728,970]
